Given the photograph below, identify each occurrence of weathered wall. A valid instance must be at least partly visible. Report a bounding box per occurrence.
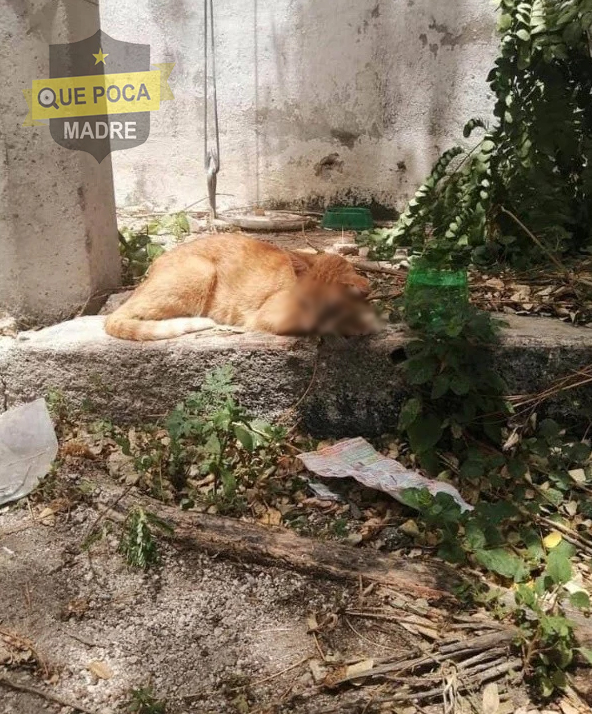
[101,0,498,214]
[0,0,120,323]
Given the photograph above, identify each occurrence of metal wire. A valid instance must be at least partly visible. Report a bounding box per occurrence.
[203,0,220,217]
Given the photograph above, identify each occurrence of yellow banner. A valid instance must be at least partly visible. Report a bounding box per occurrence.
[31,69,167,120]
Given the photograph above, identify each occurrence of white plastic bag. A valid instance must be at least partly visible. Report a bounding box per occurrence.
[0,399,58,506]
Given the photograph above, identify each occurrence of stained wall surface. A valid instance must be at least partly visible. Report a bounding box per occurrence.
[101,0,498,213]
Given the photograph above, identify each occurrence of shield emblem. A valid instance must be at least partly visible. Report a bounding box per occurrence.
[49,30,150,162]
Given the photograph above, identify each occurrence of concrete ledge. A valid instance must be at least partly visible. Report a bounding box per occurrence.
[0,316,591,436]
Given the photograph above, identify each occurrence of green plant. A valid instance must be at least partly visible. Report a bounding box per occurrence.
[398,304,508,474]
[119,506,173,569]
[126,687,167,714]
[513,537,592,696]
[397,284,592,694]
[113,366,288,513]
[118,229,164,285]
[118,212,190,284]
[165,366,287,509]
[375,0,592,268]
[400,482,592,695]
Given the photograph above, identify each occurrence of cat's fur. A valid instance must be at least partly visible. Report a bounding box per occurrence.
[104,234,373,341]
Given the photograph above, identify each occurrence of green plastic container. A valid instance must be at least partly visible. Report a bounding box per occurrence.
[321,207,374,231]
[404,264,469,328]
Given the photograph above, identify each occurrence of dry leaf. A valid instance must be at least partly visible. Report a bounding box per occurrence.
[344,658,374,682]
[565,501,578,517]
[482,682,500,714]
[346,533,363,546]
[306,614,319,633]
[543,531,562,550]
[399,519,420,537]
[308,659,327,684]
[258,507,282,526]
[60,440,97,459]
[559,700,579,714]
[37,507,56,526]
[87,660,113,680]
[485,278,504,290]
[569,468,586,484]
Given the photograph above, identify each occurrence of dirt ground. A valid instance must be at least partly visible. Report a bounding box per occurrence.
[1,213,590,713]
[1,497,359,714]
[0,464,546,714]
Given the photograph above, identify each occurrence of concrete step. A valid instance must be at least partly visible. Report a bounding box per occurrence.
[1,315,591,436]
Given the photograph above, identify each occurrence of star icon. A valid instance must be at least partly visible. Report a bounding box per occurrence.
[93,48,109,65]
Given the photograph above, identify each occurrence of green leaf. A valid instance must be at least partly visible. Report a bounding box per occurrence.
[464,522,486,551]
[203,432,221,457]
[450,374,472,396]
[475,547,529,581]
[438,540,466,564]
[538,419,561,439]
[516,28,530,41]
[405,356,438,385]
[407,414,443,454]
[460,458,485,479]
[569,442,591,463]
[431,375,450,399]
[234,424,254,451]
[398,397,422,431]
[569,591,590,610]
[498,13,512,31]
[579,647,592,665]
[545,548,573,585]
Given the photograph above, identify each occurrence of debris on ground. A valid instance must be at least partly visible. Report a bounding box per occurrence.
[0,399,58,506]
[299,437,473,512]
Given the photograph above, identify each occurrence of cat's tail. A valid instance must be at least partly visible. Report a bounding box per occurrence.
[104,313,217,341]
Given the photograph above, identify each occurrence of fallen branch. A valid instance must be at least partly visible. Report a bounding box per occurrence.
[381,658,522,705]
[499,207,566,275]
[0,674,99,714]
[351,260,405,276]
[114,496,462,601]
[331,628,518,686]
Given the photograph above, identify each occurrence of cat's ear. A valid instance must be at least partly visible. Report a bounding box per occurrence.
[288,250,316,277]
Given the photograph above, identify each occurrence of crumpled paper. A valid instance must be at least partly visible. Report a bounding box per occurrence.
[299,437,472,512]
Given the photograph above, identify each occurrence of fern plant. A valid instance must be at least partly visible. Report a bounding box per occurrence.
[119,506,173,569]
[382,0,592,268]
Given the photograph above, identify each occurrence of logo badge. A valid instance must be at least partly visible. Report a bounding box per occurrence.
[23,30,174,162]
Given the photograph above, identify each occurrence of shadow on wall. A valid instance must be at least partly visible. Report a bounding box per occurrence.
[248,0,493,214]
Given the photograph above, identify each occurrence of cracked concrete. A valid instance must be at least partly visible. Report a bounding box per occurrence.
[0,316,591,435]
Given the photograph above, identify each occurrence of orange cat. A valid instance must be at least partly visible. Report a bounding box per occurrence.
[104,234,374,341]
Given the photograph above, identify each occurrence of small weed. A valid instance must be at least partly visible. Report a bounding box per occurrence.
[126,687,167,714]
[81,521,112,552]
[46,388,76,439]
[112,366,288,514]
[119,212,190,285]
[331,518,349,539]
[119,506,173,570]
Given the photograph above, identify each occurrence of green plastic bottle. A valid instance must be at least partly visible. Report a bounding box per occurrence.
[404,262,469,329]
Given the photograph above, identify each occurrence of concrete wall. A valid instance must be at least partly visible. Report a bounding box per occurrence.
[101,0,499,214]
[0,0,120,323]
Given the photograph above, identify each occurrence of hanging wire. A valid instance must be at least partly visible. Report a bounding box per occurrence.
[204,0,220,218]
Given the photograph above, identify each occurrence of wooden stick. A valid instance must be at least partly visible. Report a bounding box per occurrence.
[351,260,403,276]
[499,207,566,274]
[114,496,461,601]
